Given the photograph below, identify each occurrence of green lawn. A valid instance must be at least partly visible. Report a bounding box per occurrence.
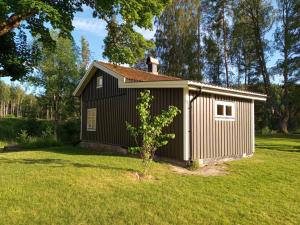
[0,136,299,225]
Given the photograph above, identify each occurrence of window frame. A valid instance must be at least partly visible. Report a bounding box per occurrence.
[96,75,103,88]
[215,100,235,121]
[87,108,97,131]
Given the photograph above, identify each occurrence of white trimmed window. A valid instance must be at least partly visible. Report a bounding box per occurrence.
[87,108,97,131]
[96,76,103,88]
[215,101,235,120]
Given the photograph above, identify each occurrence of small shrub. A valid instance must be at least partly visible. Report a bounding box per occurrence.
[57,119,80,145]
[17,129,60,149]
[20,136,60,149]
[17,130,31,144]
[187,161,200,171]
[126,90,181,175]
[261,126,277,135]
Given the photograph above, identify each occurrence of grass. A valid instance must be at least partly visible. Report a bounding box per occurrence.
[0,140,7,148]
[0,135,299,225]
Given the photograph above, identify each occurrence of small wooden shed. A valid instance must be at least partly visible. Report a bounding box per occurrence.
[73,60,267,164]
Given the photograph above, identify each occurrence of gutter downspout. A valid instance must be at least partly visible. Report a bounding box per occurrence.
[189,87,202,162]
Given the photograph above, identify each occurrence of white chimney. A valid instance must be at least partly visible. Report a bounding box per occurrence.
[146,56,159,75]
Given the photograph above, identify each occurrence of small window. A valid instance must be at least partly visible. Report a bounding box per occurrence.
[87,108,96,131]
[217,104,224,116]
[96,76,103,88]
[226,105,232,116]
[215,101,235,120]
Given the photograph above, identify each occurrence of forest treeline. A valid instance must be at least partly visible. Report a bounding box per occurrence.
[0,34,89,140]
[153,0,300,133]
[0,81,37,118]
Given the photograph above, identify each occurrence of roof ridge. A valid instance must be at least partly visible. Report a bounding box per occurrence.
[98,61,181,79]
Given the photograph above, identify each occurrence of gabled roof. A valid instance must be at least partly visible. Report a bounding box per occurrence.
[73,61,267,101]
[98,62,181,82]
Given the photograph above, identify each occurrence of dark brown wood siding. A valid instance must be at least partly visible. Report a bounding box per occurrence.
[190,91,253,160]
[81,70,184,161]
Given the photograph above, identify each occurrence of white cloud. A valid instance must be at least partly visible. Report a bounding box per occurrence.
[72,18,107,37]
[134,26,156,40]
[73,17,156,40]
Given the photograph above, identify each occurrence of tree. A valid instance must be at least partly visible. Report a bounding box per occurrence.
[203,35,224,84]
[79,36,91,77]
[0,0,168,79]
[33,32,80,139]
[274,0,300,133]
[203,0,233,87]
[126,90,181,175]
[231,0,259,88]
[155,0,202,80]
[235,0,274,96]
[103,21,154,65]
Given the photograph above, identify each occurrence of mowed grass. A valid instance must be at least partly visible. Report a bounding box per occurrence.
[0,136,299,225]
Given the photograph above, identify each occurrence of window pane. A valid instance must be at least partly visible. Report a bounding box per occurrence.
[217,105,224,116]
[97,76,103,88]
[87,108,96,130]
[226,105,232,116]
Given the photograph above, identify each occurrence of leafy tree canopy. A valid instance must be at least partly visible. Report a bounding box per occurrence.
[0,0,168,80]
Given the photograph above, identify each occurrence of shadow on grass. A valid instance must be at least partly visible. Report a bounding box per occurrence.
[2,145,131,157]
[0,157,137,172]
[257,145,300,153]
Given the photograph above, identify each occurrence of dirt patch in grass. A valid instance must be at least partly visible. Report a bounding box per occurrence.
[128,172,157,181]
[170,163,230,176]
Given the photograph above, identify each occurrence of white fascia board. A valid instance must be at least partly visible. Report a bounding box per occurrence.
[120,80,189,88]
[201,89,267,101]
[188,81,267,101]
[73,62,97,96]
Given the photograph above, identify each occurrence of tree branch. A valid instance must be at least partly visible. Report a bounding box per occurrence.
[0,10,37,36]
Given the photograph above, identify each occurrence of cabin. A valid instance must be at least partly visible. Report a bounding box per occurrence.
[73,58,267,164]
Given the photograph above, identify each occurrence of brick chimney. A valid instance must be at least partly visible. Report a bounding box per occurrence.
[146,56,159,75]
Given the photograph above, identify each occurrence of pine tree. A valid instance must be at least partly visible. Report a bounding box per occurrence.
[274,0,300,133]
[203,35,223,84]
[155,0,202,80]
[235,0,274,96]
[202,0,233,87]
[79,36,91,77]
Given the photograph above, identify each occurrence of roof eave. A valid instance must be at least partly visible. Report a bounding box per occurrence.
[188,81,267,101]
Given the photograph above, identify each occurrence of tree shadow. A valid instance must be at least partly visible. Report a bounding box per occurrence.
[257,144,300,153]
[0,157,137,172]
[1,145,132,158]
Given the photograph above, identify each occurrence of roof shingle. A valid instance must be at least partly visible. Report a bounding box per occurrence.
[98,62,181,82]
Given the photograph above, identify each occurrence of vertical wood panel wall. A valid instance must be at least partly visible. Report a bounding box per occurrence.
[190,91,253,161]
[81,69,184,161]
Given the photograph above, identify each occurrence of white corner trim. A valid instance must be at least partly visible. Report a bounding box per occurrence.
[251,100,255,152]
[183,87,190,161]
[80,95,82,140]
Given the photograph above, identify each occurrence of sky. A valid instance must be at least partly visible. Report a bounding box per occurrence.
[1,3,282,93]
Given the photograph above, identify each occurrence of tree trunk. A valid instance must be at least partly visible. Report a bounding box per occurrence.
[222,5,229,87]
[280,2,290,134]
[197,3,202,80]
[280,109,289,134]
[0,10,37,36]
